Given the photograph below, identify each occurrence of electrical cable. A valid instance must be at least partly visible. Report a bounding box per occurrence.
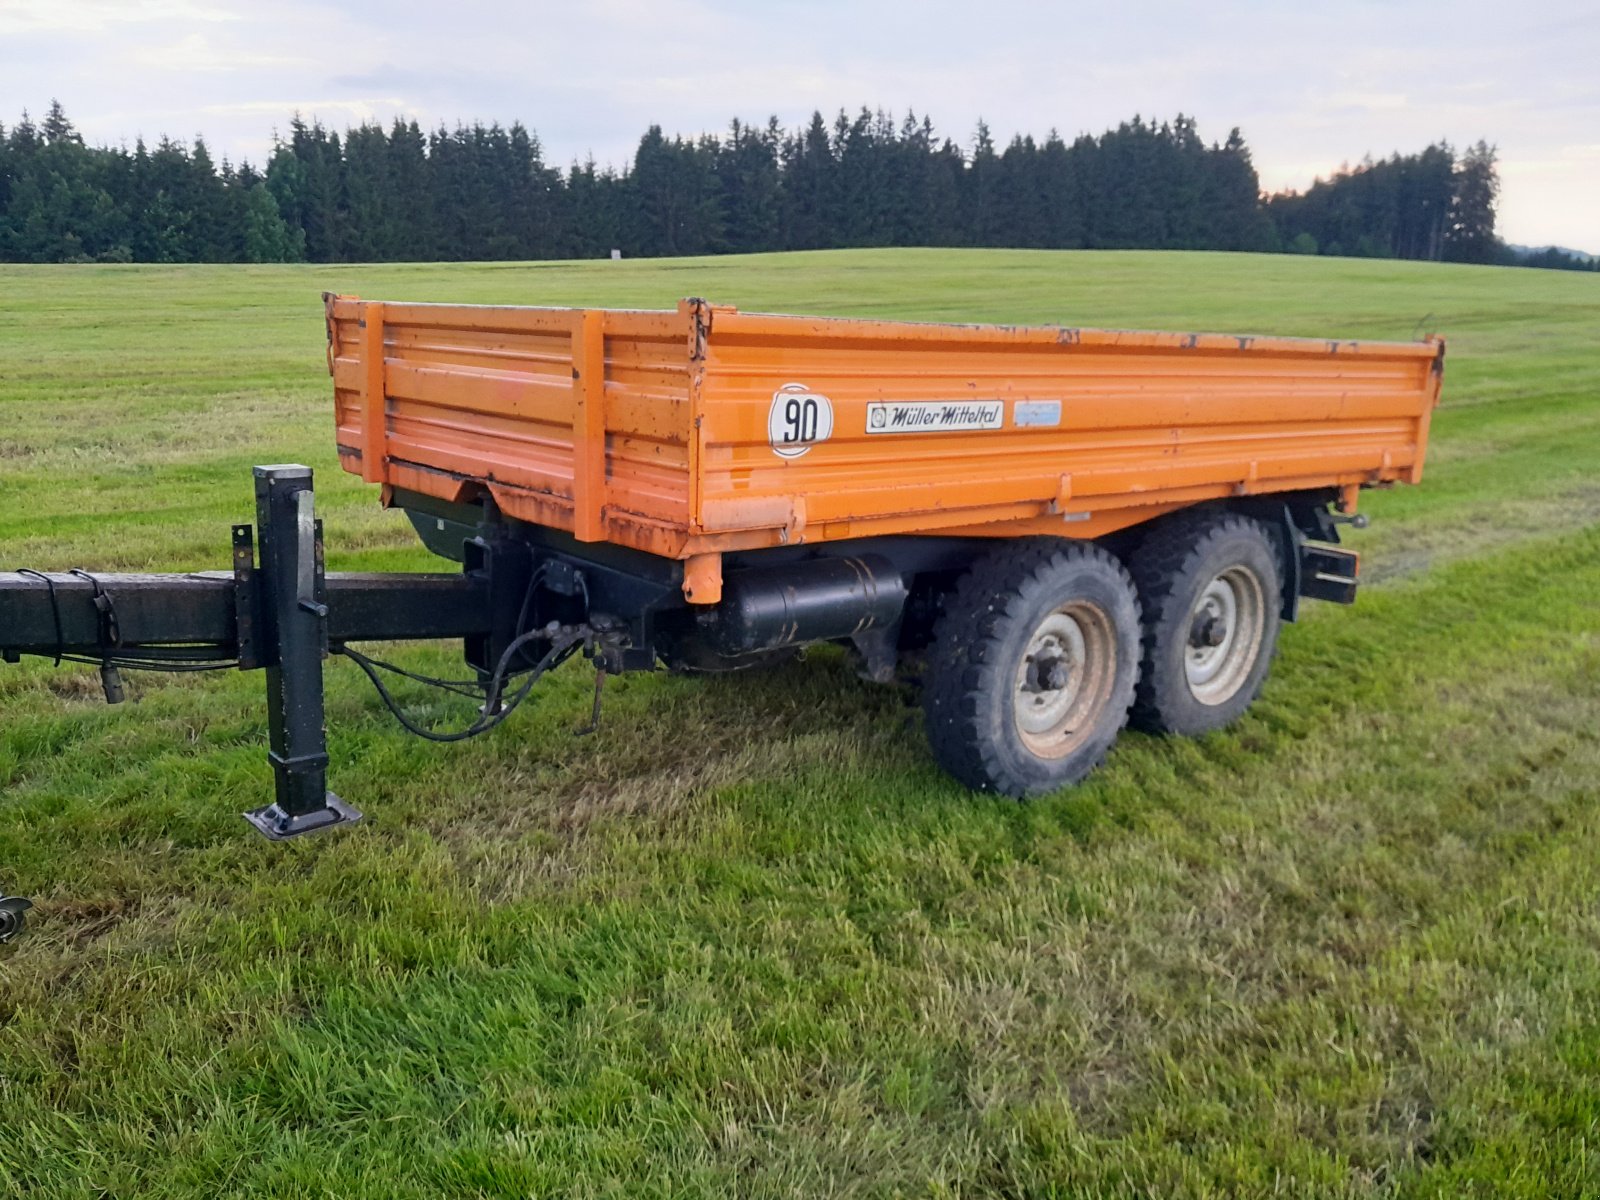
[14,570,231,672]
[57,654,239,673]
[14,570,64,665]
[324,650,488,698]
[67,568,121,647]
[339,626,586,742]
[337,562,595,740]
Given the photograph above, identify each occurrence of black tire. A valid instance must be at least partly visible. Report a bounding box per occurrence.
[923,541,1141,797]
[1127,510,1283,736]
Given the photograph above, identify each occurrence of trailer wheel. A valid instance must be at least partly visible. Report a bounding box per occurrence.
[1128,512,1282,735]
[923,542,1140,797]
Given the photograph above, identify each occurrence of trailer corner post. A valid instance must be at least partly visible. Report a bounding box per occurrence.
[359,301,387,485]
[242,465,363,841]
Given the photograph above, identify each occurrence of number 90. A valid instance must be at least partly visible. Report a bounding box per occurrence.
[768,387,834,459]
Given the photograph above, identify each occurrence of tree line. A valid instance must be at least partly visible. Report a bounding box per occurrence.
[1,99,1580,270]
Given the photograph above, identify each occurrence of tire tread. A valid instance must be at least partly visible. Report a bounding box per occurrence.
[1127,509,1281,733]
[923,539,1140,795]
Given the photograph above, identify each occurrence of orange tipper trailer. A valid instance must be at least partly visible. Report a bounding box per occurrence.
[323,295,1441,796]
[0,296,1442,879]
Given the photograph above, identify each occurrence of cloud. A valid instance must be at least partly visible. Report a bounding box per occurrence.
[128,33,312,73]
[198,97,413,119]
[329,64,456,92]
[0,0,240,35]
[1316,91,1410,114]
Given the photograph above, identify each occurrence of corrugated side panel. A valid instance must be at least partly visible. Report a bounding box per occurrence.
[693,312,1441,544]
[328,299,693,550]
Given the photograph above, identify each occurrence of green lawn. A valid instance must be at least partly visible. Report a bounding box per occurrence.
[2,249,1598,1198]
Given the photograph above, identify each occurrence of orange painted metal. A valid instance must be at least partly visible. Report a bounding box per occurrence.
[681,553,723,605]
[570,308,608,542]
[325,295,1444,571]
[358,301,386,484]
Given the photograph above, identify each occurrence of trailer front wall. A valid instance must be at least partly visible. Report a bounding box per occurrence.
[327,298,696,555]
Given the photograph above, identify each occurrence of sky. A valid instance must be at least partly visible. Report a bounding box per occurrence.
[1,0,1596,251]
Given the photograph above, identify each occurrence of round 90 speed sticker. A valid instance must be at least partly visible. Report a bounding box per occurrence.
[768,383,834,459]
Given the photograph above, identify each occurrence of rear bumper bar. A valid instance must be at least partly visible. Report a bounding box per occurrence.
[1299,544,1360,606]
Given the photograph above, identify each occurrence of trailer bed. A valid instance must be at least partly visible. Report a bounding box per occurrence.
[325,296,1443,560]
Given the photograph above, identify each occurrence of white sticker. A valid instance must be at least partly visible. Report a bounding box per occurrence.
[1013,400,1062,428]
[768,383,834,458]
[866,400,1004,434]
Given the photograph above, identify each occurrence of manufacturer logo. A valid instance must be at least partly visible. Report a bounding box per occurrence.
[864,400,1004,434]
[768,383,834,458]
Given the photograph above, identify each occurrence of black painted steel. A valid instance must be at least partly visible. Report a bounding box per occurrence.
[0,571,490,660]
[1299,545,1361,606]
[0,572,237,656]
[710,555,908,657]
[0,895,32,943]
[241,465,364,840]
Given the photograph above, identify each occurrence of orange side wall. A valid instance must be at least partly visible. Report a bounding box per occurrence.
[689,310,1442,551]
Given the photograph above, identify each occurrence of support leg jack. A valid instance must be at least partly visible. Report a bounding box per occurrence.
[240,465,363,840]
[244,791,364,840]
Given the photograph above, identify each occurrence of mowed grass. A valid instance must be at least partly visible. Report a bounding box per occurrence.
[1,249,1598,1198]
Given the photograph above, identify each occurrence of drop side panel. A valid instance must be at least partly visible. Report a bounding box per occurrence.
[691,312,1440,546]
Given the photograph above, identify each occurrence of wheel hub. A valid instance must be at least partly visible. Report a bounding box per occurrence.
[1012,602,1116,759]
[1025,652,1073,693]
[1189,612,1227,648]
[1183,566,1267,706]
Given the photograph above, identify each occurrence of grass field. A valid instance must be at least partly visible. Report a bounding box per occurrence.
[1,249,1598,1198]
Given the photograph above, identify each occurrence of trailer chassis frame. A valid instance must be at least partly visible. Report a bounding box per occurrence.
[1,466,1364,939]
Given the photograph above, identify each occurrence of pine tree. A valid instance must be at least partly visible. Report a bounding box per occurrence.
[632,126,723,256]
[508,121,564,259]
[185,138,233,260]
[716,117,781,253]
[41,99,79,146]
[780,112,837,251]
[340,122,389,261]
[1445,141,1498,264]
[242,182,302,262]
[965,120,998,245]
[386,118,432,259]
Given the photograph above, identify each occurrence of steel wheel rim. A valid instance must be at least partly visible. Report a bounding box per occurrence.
[1184,565,1266,705]
[1013,601,1116,759]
